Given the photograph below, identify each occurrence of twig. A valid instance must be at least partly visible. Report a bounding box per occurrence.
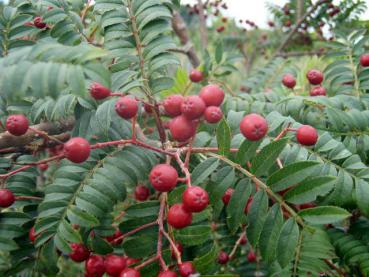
[274,0,327,55]
[174,151,192,187]
[229,231,246,259]
[112,221,157,244]
[171,11,200,67]
[157,194,167,270]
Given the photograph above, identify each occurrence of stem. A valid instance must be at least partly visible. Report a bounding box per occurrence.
[0,154,64,182]
[206,152,307,229]
[134,256,159,271]
[127,0,167,144]
[292,231,304,277]
[229,231,246,259]
[112,221,157,244]
[15,196,43,201]
[324,259,346,277]
[162,229,182,264]
[274,0,326,55]
[174,151,192,187]
[157,194,167,270]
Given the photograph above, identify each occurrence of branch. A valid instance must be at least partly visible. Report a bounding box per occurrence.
[276,50,325,58]
[197,0,208,48]
[171,11,200,67]
[0,118,75,150]
[274,0,326,55]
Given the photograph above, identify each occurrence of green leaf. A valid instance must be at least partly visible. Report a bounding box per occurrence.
[247,190,268,247]
[355,179,369,217]
[194,243,218,274]
[251,138,288,177]
[259,204,284,264]
[122,233,157,258]
[284,176,336,204]
[175,225,212,246]
[217,118,231,156]
[0,237,18,251]
[298,206,351,225]
[89,235,114,255]
[226,179,252,234]
[236,139,261,165]
[215,41,223,64]
[191,158,219,186]
[277,218,299,268]
[67,205,99,227]
[207,166,235,204]
[267,161,320,192]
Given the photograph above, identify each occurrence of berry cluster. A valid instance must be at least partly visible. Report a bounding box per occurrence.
[1,63,320,276]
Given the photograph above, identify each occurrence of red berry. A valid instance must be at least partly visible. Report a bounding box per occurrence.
[170,242,183,259]
[204,106,223,124]
[167,203,192,229]
[216,26,225,33]
[189,69,203,83]
[240,113,268,141]
[310,86,326,96]
[0,189,15,208]
[284,20,292,27]
[64,137,91,163]
[360,54,369,67]
[85,255,105,277]
[105,254,127,277]
[134,185,150,201]
[125,257,140,266]
[296,125,318,146]
[178,262,196,277]
[149,164,178,192]
[115,97,138,119]
[120,268,140,277]
[89,82,111,100]
[144,103,153,114]
[306,69,324,85]
[298,202,316,210]
[38,163,48,171]
[6,114,29,136]
[282,74,296,89]
[169,116,196,142]
[69,243,90,263]
[33,16,46,28]
[199,84,225,107]
[217,251,229,264]
[222,188,234,205]
[29,226,36,242]
[182,186,209,213]
[106,229,123,245]
[163,95,184,117]
[158,271,177,277]
[247,249,256,262]
[181,96,206,120]
[240,234,247,245]
[244,197,253,214]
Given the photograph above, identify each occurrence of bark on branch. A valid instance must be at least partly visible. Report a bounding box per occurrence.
[275,0,326,55]
[0,118,75,150]
[172,11,200,67]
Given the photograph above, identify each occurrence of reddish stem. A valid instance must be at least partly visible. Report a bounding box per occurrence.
[157,194,167,270]
[134,256,159,271]
[15,196,43,201]
[229,231,246,259]
[0,154,64,181]
[174,152,191,187]
[162,230,182,264]
[112,221,157,244]
[274,123,292,141]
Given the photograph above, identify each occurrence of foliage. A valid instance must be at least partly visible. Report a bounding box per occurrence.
[0,0,369,277]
